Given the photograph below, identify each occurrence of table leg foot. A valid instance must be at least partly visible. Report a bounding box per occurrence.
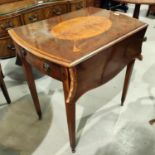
[149,119,155,125]
[143,37,147,42]
[65,102,76,152]
[71,146,76,153]
[121,60,135,106]
[121,97,125,106]
[38,111,42,120]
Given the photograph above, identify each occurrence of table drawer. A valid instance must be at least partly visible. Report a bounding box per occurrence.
[44,3,68,18]
[23,9,45,24]
[70,0,86,11]
[0,16,21,37]
[23,52,62,80]
[0,36,16,58]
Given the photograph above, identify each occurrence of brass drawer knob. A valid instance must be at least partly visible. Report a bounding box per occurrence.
[29,15,38,22]
[7,44,15,51]
[21,49,27,57]
[53,7,63,15]
[0,21,14,30]
[43,63,50,72]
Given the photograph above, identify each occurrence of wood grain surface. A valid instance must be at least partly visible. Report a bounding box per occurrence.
[51,16,112,40]
[9,7,147,67]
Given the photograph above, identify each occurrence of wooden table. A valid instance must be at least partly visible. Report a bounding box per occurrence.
[113,0,155,18]
[8,7,147,152]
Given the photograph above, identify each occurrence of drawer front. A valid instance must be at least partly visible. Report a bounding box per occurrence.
[22,51,62,81]
[0,37,16,58]
[23,9,45,24]
[0,16,21,37]
[70,0,86,11]
[44,3,68,19]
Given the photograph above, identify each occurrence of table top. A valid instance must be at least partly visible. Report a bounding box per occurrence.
[8,7,147,67]
[113,0,155,5]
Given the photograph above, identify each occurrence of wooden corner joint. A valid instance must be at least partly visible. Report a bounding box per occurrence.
[66,67,77,104]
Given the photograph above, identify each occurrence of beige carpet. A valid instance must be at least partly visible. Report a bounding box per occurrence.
[0,93,52,155]
[0,4,155,155]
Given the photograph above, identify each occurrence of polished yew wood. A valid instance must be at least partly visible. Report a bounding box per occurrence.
[0,63,11,104]
[9,7,147,152]
[0,0,100,59]
[9,8,147,67]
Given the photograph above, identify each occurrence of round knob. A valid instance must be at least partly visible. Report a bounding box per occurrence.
[43,63,50,72]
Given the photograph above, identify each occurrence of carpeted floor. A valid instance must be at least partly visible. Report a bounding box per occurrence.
[0,4,155,155]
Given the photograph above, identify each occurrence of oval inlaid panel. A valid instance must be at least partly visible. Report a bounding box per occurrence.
[51,16,112,40]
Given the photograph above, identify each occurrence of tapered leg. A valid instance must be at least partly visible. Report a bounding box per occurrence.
[133,4,140,19]
[19,54,42,120]
[1,83,11,104]
[65,101,76,152]
[15,54,22,66]
[121,60,135,106]
[0,65,11,104]
[149,119,155,125]
[63,69,76,153]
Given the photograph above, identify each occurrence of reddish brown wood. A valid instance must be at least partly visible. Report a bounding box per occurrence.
[121,59,135,106]
[149,119,155,125]
[15,44,42,120]
[9,8,147,152]
[0,63,11,104]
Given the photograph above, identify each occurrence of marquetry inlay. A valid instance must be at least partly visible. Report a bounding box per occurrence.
[51,16,112,40]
